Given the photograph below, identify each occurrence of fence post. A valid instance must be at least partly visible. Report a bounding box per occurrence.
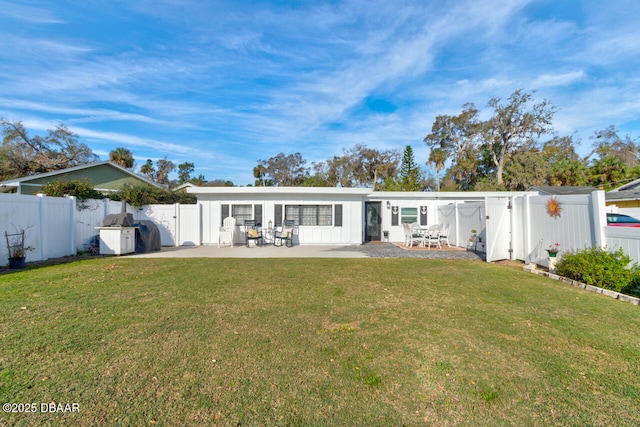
[591,190,607,248]
[67,196,77,255]
[523,194,532,264]
[175,203,181,247]
[37,193,48,260]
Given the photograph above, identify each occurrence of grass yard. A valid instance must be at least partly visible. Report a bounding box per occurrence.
[1,257,639,426]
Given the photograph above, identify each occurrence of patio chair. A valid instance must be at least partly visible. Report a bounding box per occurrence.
[274,219,295,247]
[218,216,236,248]
[404,223,424,247]
[402,223,410,246]
[244,220,263,247]
[439,223,451,247]
[425,224,442,249]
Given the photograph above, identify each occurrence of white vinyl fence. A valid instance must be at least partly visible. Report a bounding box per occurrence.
[1,193,76,262]
[2,195,200,265]
[436,191,630,266]
[75,199,201,248]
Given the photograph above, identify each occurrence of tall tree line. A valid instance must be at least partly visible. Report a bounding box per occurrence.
[424,89,640,191]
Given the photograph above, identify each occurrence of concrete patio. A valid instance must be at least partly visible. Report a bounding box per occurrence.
[128,244,369,258]
[127,242,482,260]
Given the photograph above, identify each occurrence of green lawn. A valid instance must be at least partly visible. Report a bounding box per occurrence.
[1,258,639,426]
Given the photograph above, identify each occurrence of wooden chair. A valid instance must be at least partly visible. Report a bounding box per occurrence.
[274,219,295,247]
[244,220,263,247]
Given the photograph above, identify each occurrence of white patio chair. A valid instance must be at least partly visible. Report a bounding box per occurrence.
[405,222,424,247]
[425,224,442,249]
[402,223,411,246]
[218,216,236,248]
[439,223,451,247]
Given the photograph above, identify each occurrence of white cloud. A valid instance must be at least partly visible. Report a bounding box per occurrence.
[0,1,65,24]
[532,71,585,88]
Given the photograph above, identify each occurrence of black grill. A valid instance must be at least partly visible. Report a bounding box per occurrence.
[102,213,134,227]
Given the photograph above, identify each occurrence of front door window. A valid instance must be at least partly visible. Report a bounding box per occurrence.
[365,202,381,241]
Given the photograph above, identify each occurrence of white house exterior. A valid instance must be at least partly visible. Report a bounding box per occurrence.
[187,186,533,247]
[191,187,370,245]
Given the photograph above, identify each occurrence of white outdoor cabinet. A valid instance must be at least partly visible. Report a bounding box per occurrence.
[97,227,135,255]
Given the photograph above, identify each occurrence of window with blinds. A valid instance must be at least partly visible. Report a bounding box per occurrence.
[285,205,333,226]
[232,204,253,223]
[401,207,418,224]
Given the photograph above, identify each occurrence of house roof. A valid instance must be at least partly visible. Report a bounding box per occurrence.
[188,186,372,196]
[608,176,640,193]
[0,161,162,193]
[605,189,640,202]
[529,185,598,195]
[188,186,536,201]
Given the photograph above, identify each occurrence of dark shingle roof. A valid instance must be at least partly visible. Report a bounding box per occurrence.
[529,185,598,195]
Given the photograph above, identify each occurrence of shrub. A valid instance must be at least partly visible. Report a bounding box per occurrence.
[555,246,633,293]
[112,184,196,207]
[41,179,104,201]
[624,269,640,297]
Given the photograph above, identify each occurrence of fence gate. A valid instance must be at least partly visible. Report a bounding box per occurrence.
[140,205,177,246]
[485,197,512,262]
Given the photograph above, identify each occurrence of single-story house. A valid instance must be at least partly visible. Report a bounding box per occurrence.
[186,186,534,247]
[0,161,162,195]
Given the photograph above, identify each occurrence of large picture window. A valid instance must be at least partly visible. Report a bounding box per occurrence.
[285,205,333,226]
[401,207,418,224]
[232,204,253,223]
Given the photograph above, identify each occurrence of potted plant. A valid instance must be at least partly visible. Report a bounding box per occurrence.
[547,242,560,258]
[467,230,477,250]
[5,229,34,269]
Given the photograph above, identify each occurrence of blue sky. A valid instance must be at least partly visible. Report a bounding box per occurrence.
[1,1,639,185]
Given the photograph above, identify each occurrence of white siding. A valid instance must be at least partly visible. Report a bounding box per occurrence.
[197,194,364,245]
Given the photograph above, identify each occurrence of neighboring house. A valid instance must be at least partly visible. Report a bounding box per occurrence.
[529,185,599,196]
[605,177,640,208]
[0,161,162,195]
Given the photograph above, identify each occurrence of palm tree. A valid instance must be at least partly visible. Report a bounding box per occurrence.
[428,148,447,191]
[253,164,268,186]
[109,147,134,169]
[140,159,155,178]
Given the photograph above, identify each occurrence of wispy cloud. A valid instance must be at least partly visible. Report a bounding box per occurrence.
[0,1,65,24]
[532,71,585,88]
[1,0,640,184]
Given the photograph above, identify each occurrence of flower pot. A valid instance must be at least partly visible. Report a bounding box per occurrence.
[8,256,26,269]
[546,250,558,258]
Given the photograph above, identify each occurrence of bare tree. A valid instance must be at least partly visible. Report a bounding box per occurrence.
[1,119,97,180]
